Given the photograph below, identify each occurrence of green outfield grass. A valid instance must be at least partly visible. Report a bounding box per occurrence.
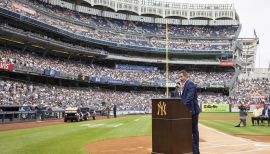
[1,113,270,154]
[200,112,270,136]
[0,115,151,154]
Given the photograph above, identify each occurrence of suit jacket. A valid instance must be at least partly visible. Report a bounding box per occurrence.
[170,87,179,98]
[180,80,200,115]
[262,109,270,117]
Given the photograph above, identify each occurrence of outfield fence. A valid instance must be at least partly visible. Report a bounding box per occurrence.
[0,111,64,124]
[202,103,267,113]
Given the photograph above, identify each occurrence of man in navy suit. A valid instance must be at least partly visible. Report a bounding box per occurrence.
[173,70,201,154]
[261,104,270,125]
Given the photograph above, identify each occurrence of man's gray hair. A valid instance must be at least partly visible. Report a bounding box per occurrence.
[179,70,188,77]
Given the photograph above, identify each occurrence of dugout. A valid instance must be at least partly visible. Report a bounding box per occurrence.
[0,105,36,123]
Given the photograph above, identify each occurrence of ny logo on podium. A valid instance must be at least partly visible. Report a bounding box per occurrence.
[157,101,167,116]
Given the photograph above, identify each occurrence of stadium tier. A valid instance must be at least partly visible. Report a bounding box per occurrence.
[231,78,270,104]
[1,0,268,113]
[0,78,163,111]
[0,0,238,53]
[0,47,234,87]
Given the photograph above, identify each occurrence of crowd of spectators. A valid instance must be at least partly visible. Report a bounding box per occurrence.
[1,0,237,51]
[0,24,107,55]
[4,77,268,112]
[232,78,270,104]
[198,94,230,104]
[0,79,162,111]
[23,0,238,37]
[151,39,231,50]
[1,75,269,107]
[1,0,259,111]
[0,48,234,86]
[1,77,269,111]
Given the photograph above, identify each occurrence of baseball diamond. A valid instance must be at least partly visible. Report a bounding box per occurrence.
[0,0,269,153]
[1,114,270,154]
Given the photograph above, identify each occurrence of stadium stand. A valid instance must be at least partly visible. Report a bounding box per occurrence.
[0,78,164,112]
[1,0,237,51]
[3,0,262,122]
[231,78,270,104]
[0,47,234,86]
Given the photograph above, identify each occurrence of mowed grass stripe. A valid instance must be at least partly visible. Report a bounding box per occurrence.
[2,113,270,154]
[200,113,270,136]
[0,115,151,154]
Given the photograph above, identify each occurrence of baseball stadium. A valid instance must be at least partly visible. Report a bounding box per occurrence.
[0,0,270,153]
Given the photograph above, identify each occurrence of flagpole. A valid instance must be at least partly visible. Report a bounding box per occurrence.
[165,18,169,98]
[258,43,260,68]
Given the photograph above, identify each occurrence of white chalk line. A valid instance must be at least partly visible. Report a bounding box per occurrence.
[200,124,270,153]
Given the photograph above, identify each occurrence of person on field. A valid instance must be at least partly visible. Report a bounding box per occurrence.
[106,105,110,119]
[260,105,270,125]
[251,105,262,126]
[113,104,117,118]
[235,104,248,127]
[171,70,201,154]
[92,110,96,120]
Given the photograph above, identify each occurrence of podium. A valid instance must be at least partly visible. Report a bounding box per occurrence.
[152,98,192,154]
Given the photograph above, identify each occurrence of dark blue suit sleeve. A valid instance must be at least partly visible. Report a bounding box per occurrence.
[170,89,179,98]
[182,82,196,104]
[181,81,200,115]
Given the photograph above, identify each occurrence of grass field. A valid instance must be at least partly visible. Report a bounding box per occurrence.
[0,115,151,154]
[200,112,270,136]
[1,113,270,154]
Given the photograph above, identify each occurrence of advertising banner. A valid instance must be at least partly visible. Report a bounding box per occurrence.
[220,61,234,67]
[201,104,230,112]
[125,81,141,86]
[0,61,14,72]
[91,77,107,83]
[54,70,60,78]
[108,80,123,85]
[149,82,159,87]
[99,77,107,84]
[44,69,60,77]
[116,64,158,71]
[91,77,99,82]
[78,74,89,82]
[209,83,224,88]
[156,82,176,87]
[142,81,151,86]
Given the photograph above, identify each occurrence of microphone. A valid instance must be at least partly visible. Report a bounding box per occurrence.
[176,82,180,88]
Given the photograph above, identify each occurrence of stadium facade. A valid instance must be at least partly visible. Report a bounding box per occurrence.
[235,38,258,74]
[0,0,240,96]
[1,0,268,123]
